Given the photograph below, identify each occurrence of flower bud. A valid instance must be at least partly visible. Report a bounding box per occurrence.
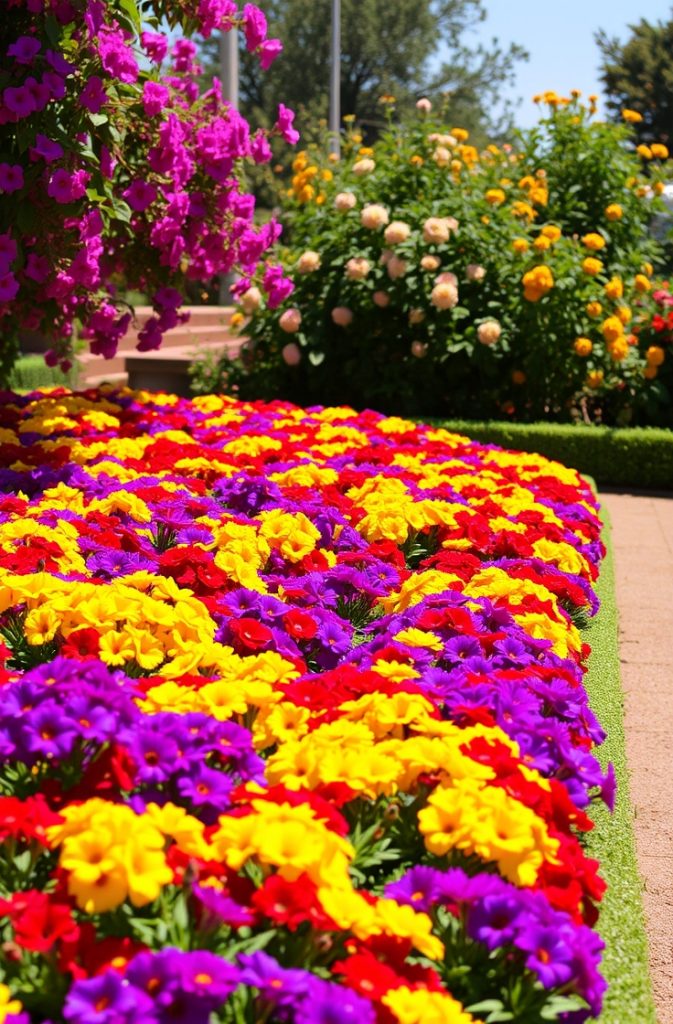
[279,308,302,333]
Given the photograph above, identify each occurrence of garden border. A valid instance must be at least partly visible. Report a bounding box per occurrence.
[583,504,657,1023]
[433,420,673,490]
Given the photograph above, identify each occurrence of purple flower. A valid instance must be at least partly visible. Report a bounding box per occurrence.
[120,728,179,784]
[0,273,19,302]
[97,26,139,83]
[296,979,376,1024]
[467,893,523,950]
[29,134,64,164]
[514,923,575,987]
[0,164,24,193]
[238,950,310,1009]
[47,168,90,205]
[177,763,233,820]
[64,969,155,1024]
[8,36,41,64]
[192,883,256,928]
[384,865,448,913]
[275,103,300,145]
[2,85,35,119]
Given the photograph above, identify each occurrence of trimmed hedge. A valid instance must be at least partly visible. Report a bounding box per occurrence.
[435,420,673,490]
[8,354,79,392]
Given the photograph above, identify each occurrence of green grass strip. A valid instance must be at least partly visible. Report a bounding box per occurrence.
[583,505,657,1023]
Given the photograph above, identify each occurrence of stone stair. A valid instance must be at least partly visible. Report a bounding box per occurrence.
[78,306,243,394]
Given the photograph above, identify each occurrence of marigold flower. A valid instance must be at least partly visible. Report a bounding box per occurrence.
[581,232,606,251]
[622,108,643,122]
[605,203,623,221]
[582,257,603,277]
[485,188,506,205]
[521,265,554,301]
[574,337,592,356]
[634,273,652,293]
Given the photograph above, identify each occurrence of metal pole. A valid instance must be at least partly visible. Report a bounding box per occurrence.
[219,27,239,305]
[329,0,341,157]
[219,25,239,108]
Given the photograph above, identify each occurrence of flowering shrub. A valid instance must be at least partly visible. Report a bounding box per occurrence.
[0,385,613,1022]
[630,280,673,424]
[0,2,296,378]
[207,94,672,424]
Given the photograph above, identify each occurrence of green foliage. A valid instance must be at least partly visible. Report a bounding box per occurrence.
[432,420,673,490]
[7,354,79,393]
[196,96,672,424]
[596,17,673,146]
[200,0,527,141]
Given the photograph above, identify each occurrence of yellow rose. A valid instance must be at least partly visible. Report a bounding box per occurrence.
[540,225,561,241]
[646,346,665,367]
[586,301,602,317]
[582,257,603,276]
[604,277,623,300]
[634,274,652,293]
[521,265,554,301]
[651,143,669,159]
[574,337,593,356]
[581,232,606,250]
[605,203,623,221]
[512,238,529,253]
[485,188,506,205]
[622,109,643,123]
[602,316,624,343]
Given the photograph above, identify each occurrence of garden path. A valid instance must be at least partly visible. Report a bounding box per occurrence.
[600,492,673,1024]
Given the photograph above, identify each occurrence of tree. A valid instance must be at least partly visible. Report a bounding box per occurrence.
[0,1,295,379]
[205,0,527,141]
[596,16,673,145]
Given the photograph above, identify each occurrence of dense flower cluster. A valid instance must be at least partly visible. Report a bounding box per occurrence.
[0,386,611,1022]
[207,92,672,424]
[0,2,295,376]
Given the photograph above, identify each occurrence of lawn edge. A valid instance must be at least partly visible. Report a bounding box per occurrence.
[584,503,657,1023]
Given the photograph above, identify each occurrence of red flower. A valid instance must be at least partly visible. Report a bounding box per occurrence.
[283,608,318,640]
[60,627,101,660]
[0,890,79,953]
[252,873,334,931]
[228,617,273,651]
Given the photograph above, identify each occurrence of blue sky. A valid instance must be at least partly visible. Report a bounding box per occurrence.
[455,0,673,127]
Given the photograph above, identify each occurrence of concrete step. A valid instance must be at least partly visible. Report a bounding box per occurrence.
[121,324,240,352]
[125,338,242,397]
[80,369,129,389]
[129,305,235,331]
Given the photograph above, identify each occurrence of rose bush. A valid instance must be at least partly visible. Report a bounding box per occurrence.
[0,1,295,380]
[202,94,673,425]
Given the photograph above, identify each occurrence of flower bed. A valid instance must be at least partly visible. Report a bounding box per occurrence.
[0,387,612,1024]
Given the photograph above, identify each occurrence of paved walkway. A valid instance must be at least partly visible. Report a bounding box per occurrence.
[601,492,673,1023]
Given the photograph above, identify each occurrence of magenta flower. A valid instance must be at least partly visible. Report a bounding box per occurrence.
[259,38,283,69]
[0,164,24,193]
[47,168,90,204]
[243,3,268,50]
[29,134,63,163]
[142,80,169,117]
[140,31,168,63]
[123,180,158,212]
[0,272,19,302]
[275,103,300,145]
[24,254,50,283]
[3,85,35,119]
[79,76,107,114]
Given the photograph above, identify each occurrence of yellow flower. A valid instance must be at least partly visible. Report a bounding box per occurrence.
[451,127,469,142]
[608,337,629,361]
[602,316,624,343]
[582,257,603,276]
[616,305,632,325]
[586,369,604,389]
[604,277,623,300]
[581,232,606,250]
[383,987,480,1024]
[622,108,643,123]
[540,224,561,241]
[605,203,623,221]
[644,365,659,379]
[512,238,529,253]
[651,143,669,159]
[485,188,506,205]
[634,273,652,293]
[533,235,551,252]
[586,301,602,317]
[521,265,554,302]
[646,346,665,367]
[574,337,592,356]
[0,985,23,1024]
[637,144,653,160]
